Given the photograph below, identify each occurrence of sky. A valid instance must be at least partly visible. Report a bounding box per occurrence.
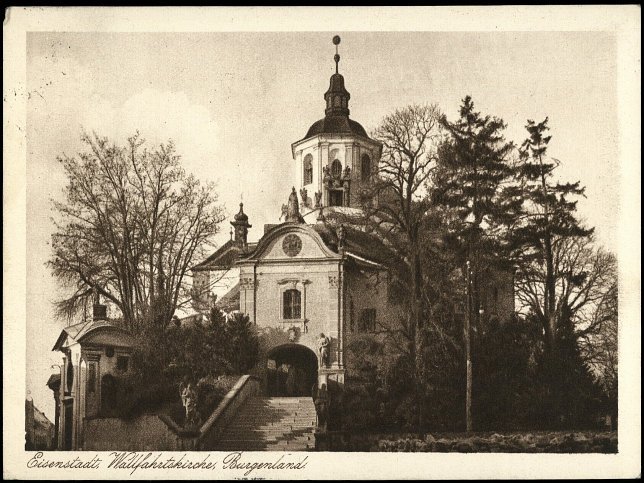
[24,30,622,421]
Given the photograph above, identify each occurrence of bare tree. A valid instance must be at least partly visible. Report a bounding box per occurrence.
[515,235,616,340]
[49,132,225,335]
[366,104,442,335]
[357,104,442,430]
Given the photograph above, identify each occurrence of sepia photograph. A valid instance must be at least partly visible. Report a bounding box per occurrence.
[4,6,641,480]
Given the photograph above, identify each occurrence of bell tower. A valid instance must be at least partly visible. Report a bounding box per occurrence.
[291,36,383,219]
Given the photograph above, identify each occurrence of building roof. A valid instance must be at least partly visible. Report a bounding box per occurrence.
[192,240,257,272]
[52,319,133,351]
[46,373,61,389]
[304,115,369,139]
[312,222,398,267]
[217,282,240,313]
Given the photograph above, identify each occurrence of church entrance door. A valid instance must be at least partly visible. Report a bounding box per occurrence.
[266,344,318,397]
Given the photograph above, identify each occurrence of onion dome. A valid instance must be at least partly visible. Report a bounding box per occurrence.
[303,36,369,140]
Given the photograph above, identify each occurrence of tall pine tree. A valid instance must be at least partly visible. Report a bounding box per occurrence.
[433,96,518,430]
[512,118,593,354]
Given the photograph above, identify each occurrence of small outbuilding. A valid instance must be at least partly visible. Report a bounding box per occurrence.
[50,302,134,450]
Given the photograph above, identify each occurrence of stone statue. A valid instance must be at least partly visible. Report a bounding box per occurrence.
[314,191,322,208]
[180,379,200,427]
[317,333,330,368]
[342,166,351,179]
[300,187,309,208]
[285,187,302,223]
[322,165,331,184]
[280,203,288,221]
[336,224,346,251]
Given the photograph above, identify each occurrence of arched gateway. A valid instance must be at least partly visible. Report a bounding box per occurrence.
[266,344,318,397]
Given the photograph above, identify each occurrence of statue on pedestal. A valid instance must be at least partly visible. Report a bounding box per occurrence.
[180,378,200,428]
[317,333,330,368]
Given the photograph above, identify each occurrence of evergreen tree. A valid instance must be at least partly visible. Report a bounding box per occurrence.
[433,96,518,430]
[226,312,259,374]
[512,118,593,354]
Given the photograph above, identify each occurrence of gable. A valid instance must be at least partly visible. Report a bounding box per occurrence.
[242,224,340,263]
[81,327,134,348]
[264,231,331,260]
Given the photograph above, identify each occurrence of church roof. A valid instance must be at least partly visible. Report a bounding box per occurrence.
[217,282,240,313]
[312,223,398,266]
[192,239,257,272]
[298,38,372,143]
[304,115,369,139]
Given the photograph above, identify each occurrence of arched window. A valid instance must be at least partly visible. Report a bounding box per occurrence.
[331,159,342,178]
[303,154,313,185]
[283,289,301,319]
[361,154,371,182]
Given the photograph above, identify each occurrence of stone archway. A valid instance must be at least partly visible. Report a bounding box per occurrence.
[266,344,318,397]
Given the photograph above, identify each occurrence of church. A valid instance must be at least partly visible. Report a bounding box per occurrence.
[191,37,514,400]
[191,36,404,398]
[49,36,514,451]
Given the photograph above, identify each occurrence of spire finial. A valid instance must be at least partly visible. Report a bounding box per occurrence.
[333,35,341,74]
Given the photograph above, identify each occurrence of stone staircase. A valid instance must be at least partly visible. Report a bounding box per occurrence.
[211,396,316,451]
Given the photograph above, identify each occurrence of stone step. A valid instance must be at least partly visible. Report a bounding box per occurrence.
[234,412,316,418]
[228,426,315,432]
[230,414,315,423]
[215,433,314,442]
[234,416,316,422]
[213,443,313,451]
[209,396,316,452]
[214,442,312,448]
[238,407,316,412]
[223,426,314,434]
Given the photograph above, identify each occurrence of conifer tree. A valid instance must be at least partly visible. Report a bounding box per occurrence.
[512,118,593,354]
[433,96,518,431]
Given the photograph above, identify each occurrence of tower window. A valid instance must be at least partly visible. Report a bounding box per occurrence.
[283,289,301,319]
[331,159,342,178]
[304,154,313,185]
[361,154,371,182]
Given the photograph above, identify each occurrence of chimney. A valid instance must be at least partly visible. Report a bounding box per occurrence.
[92,290,107,321]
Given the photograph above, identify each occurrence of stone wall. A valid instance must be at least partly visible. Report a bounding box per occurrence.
[197,375,261,450]
[81,375,261,451]
[83,414,195,451]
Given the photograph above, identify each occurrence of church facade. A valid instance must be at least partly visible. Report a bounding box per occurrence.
[192,39,407,397]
